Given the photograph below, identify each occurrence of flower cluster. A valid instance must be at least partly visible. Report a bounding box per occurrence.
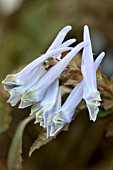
[2,25,105,137]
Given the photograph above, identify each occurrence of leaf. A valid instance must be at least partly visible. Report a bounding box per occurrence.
[110,75,113,88]
[0,88,12,133]
[29,131,54,157]
[96,67,102,81]
[0,102,11,133]
[69,58,77,67]
[98,109,113,118]
[102,75,110,86]
[7,115,35,170]
[101,98,113,110]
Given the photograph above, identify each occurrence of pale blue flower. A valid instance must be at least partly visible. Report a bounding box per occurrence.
[81,25,105,121]
[19,41,86,108]
[48,51,105,137]
[2,25,76,106]
[30,79,60,128]
[46,25,76,59]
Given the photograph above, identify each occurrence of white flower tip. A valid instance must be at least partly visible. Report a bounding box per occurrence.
[90,117,96,122]
[101,52,105,57]
[64,25,72,31]
[70,38,76,43]
[84,25,89,30]
[95,52,105,70]
[84,25,91,42]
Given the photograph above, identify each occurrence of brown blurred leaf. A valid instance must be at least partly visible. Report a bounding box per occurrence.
[102,75,110,86]
[0,87,12,133]
[29,131,54,157]
[7,115,34,170]
[110,75,113,88]
[102,98,113,110]
[69,58,77,67]
[96,67,102,81]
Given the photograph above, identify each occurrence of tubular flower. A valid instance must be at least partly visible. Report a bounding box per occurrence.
[81,25,105,121]
[2,25,76,107]
[19,41,86,108]
[30,79,60,128]
[48,51,105,137]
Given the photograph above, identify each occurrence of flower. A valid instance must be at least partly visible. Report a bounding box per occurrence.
[81,25,105,121]
[48,51,105,137]
[30,79,60,128]
[19,41,86,108]
[2,25,76,107]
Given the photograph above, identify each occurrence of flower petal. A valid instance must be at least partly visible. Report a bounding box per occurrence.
[47,26,72,52]
[49,51,105,136]
[81,25,105,121]
[21,42,86,106]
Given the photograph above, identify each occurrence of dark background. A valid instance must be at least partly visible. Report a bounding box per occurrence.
[0,0,113,170]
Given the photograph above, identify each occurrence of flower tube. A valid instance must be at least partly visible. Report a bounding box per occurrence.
[2,26,75,106]
[49,51,105,137]
[81,25,105,121]
[20,41,86,108]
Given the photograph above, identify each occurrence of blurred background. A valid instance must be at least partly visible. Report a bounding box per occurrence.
[0,0,113,170]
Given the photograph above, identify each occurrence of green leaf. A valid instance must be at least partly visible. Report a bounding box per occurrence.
[0,88,12,133]
[29,131,54,157]
[0,102,11,133]
[98,109,113,118]
[7,115,35,170]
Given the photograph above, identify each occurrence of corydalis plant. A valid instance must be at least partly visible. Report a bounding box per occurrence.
[2,25,76,107]
[2,25,105,138]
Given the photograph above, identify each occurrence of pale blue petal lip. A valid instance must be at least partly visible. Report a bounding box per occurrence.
[87,104,99,121]
[7,88,24,106]
[30,103,41,115]
[49,123,63,137]
[47,25,72,52]
[21,41,86,105]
